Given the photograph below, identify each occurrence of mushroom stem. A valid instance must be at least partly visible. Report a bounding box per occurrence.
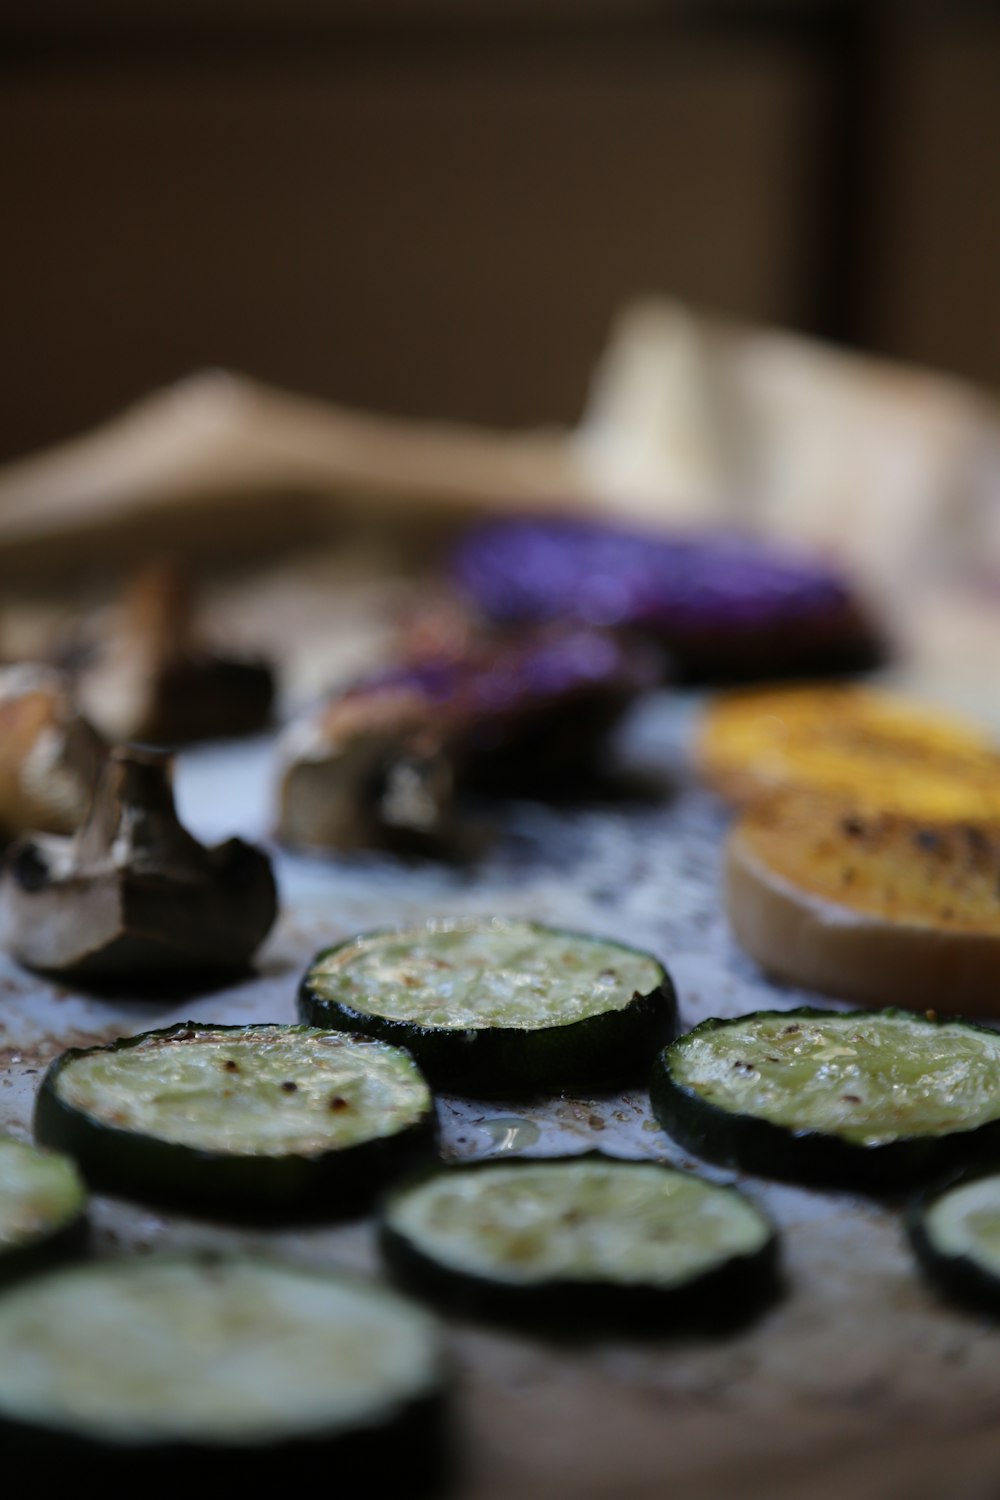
[76,746,204,873]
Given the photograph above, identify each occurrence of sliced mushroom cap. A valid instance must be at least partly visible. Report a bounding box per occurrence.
[1,746,277,982]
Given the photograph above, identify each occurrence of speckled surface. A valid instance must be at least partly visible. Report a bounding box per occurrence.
[3,689,1000,1499]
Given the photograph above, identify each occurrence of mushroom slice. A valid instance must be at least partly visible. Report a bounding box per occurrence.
[0,664,105,842]
[1,746,276,981]
[276,624,655,856]
[75,562,274,746]
[277,686,465,858]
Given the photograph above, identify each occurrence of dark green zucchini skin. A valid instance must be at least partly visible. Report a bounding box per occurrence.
[0,1214,88,1289]
[0,1386,452,1500]
[378,1154,780,1336]
[34,1022,439,1224]
[299,927,678,1098]
[907,1169,1000,1316]
[651,1008,1000,1196]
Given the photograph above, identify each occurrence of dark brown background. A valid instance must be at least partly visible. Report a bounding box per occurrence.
[3,1,999,463]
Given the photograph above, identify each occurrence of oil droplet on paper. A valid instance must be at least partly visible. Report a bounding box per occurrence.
[480,1117,541,1153]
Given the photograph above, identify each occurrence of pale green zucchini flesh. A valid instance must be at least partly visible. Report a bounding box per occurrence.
[308,919,665,1031]
[0,1136,85,1271]
[50,1025,430,1155]
[380,1155,778,1330]
[652,1008,1000,1191]
[301,919,677,1096]
[0,1256,444,1447]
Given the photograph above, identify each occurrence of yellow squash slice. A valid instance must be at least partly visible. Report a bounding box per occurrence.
[726,789,1000,1014]
[699,685,1000,822]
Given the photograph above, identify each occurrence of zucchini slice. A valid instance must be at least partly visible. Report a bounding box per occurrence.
[908,1171,1000,1314]
[379,1154,778,1332]
[300,919,677,1097]
[651,1008,1000,1192]
[0,1136,87,1283]
[35,1022,437,1221]
[0,1255,449,1494]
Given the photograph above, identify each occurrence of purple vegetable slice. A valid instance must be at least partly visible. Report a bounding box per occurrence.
[453,518,880,682]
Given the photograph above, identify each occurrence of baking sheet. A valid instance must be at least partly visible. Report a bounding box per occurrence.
[3,690,1000,1500]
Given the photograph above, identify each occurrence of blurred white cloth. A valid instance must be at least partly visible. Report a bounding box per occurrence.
[578,298,1000,610]
[0,297,997,617]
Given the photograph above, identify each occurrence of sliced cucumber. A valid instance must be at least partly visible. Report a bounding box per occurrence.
[379,1154,778,1331]
[0,1255,449,1493]
[908,1171,1000,1314]
[0,1136,87,1282]
[651,1008,1000,1192]
[35,1022,437,1221]
[300,918,677,1096]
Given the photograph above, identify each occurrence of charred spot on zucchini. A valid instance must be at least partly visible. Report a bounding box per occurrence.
[0,1255,449,1495]
[0,1136,87,1283]
[651,1008,1000,1192]
[300,918,677,1096]
[35,1023,437,1222]
[379,1154,779,1333]
[908,1170,1000,1315]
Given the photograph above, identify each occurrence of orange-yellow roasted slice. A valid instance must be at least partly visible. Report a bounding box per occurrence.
[726,789,1000,1014]
[699,684,1000,822]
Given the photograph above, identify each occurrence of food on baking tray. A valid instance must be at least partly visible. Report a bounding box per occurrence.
[907,1170,1000,1315]
[299,917,676,1096]
[379,1146,779,1338]
[651,1008,1000,1192]
[379,1154,779,1333]
[0,745,276,983]
[452,518,881,683]
[277,623,657,856]
[72,561,274,746]
[0,664,105,842]
[35,1023,436,1221]
[725,790,1000,1012]
[699,684,1000,817]
[0,1256,449,1493]
[0,1136,87,1283]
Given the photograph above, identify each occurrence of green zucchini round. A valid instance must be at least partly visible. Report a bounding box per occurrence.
[651,1008,1000,1193]
[908,1169,1000,1315]
[0,1254,450,1496]
[299,918,677,1096]
[0,1136,87,1283]
[379,1153,779,1333]
[34,1022,437,1222]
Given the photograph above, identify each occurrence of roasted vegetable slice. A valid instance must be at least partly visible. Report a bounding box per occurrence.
[651,1008,1000,1192]
[0,1256,449,1495]
[0,745,276,982]
[35,1022,436,1221]
[725,790,1000,1013]
[300,918,677,1096]
[452,518,880,682]
[0,1136,87,1283]
[697,683,1000,818]
[908,1171,1000,1315]
[380,1154,779,1332]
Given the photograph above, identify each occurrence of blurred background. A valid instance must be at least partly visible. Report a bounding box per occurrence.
[3,0,999,462]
